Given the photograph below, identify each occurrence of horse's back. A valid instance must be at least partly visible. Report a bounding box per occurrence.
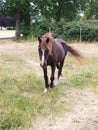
[55,38,68,55]
[52,39,66,62]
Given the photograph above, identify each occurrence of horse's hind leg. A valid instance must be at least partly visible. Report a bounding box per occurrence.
[50,65,56,88]
[57,63,60,69]
[58,59,64,80]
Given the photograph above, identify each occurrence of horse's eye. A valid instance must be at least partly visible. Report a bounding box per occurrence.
[38,48,42,55]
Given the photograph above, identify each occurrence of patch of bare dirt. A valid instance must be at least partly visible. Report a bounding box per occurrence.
[31,88,98,130]
[0,30,15,39]
[53,89,98,130]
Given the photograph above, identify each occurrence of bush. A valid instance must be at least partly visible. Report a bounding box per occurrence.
[25,18,98,42]
[21,26,31,38]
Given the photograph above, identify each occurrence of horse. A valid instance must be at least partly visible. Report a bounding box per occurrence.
[38,32,83,93]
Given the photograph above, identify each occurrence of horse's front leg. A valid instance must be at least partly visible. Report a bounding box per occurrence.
[43,68,49,93]
[50,65,56,88]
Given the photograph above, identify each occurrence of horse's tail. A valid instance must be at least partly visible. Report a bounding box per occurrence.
[67,45,83,60]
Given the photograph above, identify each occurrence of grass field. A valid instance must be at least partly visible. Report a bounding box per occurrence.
[0,40,98,130]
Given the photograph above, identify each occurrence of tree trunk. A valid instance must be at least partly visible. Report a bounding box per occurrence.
[55,3,62,22]
[1,26,2,30]
[15,12,20,40]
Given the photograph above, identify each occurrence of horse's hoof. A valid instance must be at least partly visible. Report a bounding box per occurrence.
[50,84,54,88]
[43,88,48,93]
[54,80,59,86]
[59,76,64,80]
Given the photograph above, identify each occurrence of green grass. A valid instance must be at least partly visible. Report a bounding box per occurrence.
[0,42,98,129]
[0,74,69,129]
[64,66,98,88]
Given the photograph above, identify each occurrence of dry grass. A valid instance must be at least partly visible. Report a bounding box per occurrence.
[0,40,98,130]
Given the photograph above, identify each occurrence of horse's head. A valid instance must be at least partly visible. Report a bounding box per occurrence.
[38,36,52,69]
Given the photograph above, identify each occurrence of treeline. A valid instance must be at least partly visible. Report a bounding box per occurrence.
[1,0,98,41]
[22,19,98,42]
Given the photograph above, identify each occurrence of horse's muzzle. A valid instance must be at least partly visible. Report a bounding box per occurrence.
[40,61,47,69]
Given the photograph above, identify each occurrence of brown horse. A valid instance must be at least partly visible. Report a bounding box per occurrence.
[38,32,82,92]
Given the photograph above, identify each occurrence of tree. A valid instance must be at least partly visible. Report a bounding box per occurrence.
[85,0,98,19]
[1,0,97,39]
[0,0,31,39]
[6,0,31,39]
[32,0,89,22]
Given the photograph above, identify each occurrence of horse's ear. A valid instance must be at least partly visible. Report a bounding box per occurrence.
[38,37,42,43]
[46,37,49,44]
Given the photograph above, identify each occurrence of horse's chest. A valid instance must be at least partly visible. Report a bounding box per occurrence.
[47,55,54,65]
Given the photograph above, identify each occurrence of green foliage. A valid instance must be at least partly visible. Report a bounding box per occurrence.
[30,19,98,41]
[1,0,98,40]
[64,21,98,41]
[30,18,57,37]
[0,0,95,22]
[21,26,31,39]
[85,0,98,19]
[32,0,89,21]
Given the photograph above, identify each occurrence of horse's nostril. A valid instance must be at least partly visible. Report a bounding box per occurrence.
[40,63,43,68]
[40,63,44,68]
[40,62,47,69]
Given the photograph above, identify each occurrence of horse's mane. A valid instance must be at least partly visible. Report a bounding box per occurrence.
[41,32,54,55]
[41,32,53,39]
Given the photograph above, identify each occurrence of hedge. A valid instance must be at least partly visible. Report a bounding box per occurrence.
[21,19,98,42]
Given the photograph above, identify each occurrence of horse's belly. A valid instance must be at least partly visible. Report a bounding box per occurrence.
[58,56,64,63]
[58,50,65,61]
